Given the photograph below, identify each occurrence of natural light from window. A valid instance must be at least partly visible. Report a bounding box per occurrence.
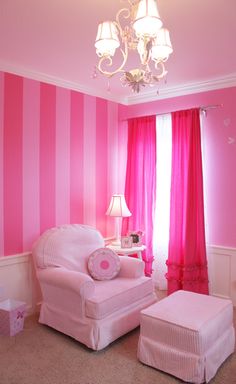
[152,114,172,289]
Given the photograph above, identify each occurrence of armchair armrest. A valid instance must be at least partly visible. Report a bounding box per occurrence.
[37,267,95,299]
[118,256,145,278]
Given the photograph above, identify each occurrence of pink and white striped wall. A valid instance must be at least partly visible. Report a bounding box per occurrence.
[0,71,120,256]
[2,70,235,257]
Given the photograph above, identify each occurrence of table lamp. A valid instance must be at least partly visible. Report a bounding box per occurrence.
[106,194,131,245]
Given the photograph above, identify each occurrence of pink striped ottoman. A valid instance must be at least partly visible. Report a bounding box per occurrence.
[138,290,235,383]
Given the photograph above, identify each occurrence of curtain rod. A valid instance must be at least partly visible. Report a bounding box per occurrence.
[157,103,223,116]
[122,104,223,121]
[200,104,223,116]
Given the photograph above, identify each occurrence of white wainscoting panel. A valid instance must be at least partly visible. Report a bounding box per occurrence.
[0,253,41,315]
[207,245,236,306]
[0,245,235,315]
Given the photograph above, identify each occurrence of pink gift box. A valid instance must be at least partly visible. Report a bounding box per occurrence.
[0,299,26,336]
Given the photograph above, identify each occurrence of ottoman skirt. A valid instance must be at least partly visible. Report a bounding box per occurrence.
[138,290,235,383]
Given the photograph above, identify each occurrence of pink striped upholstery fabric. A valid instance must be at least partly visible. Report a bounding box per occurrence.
[33,224,104,273]
[138,290,235,383]
[33,224,158,350]
[86,277,153,320]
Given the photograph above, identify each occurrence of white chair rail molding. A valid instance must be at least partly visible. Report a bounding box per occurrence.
[0,244,235,313]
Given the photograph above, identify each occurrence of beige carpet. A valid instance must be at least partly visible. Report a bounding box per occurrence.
[0,308,235,384]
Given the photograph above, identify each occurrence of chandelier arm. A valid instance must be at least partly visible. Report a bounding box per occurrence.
[96,45,128,77]
[153,60,168,80]
[96,5,132,78]
[126,0,138,6]
[115,6,139,51]
[115,7,131,33]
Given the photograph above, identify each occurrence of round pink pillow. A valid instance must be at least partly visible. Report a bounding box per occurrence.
[88,248,120,280]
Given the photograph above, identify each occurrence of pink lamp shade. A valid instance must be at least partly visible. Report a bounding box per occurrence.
[106,194,131,245]
[106,194,131,217]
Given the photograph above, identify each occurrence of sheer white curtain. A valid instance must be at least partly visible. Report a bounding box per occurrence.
[152,114,172,289]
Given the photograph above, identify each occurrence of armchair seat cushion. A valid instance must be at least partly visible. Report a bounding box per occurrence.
[86,276,154,320]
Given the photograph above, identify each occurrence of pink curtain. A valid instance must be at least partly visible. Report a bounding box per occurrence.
[122,116,156,276]
[166,108,209,295]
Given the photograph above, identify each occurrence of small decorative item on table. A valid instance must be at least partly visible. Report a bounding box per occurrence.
[121,236,133,248]
[129,231,144,247]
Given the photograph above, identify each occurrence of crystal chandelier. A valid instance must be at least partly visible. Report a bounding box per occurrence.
[94,0,173,93]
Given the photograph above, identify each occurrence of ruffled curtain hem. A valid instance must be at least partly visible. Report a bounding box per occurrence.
[166,259,209,294]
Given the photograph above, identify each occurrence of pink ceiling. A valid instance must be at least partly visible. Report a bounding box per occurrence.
[0,0,235,103]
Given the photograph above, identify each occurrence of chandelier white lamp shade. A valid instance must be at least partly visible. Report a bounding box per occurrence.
[132,0,162,38]
[94,0,173,93]
[106,194,131,245]
[95,21,120,57]
[151,28,173,62]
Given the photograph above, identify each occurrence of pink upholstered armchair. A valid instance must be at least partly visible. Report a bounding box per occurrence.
[32,224,156,350]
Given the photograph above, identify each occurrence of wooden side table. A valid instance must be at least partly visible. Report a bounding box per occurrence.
[106,244,146,260]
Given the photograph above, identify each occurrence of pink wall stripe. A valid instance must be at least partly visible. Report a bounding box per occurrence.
[106,101,119,237]
[70,91,84,224]
[118,120,128,195]
[40,83,56,234]
[23,78,40,251]
[56,87,70,226]
[0,72,4,256]
[3,73,23,255]
[83,95,96,227]
[96,98,108,236]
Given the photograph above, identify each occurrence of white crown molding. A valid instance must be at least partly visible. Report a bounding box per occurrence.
[0,61,124,104]
[0,60,236,105]
[124,74,236,105]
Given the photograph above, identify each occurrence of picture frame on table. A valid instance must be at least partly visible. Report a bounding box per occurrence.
[121,236,133,249]
[129,231,144,247]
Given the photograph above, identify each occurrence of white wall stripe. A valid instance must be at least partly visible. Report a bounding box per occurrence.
[0,73,4,256]
[56,87,71,226]
[83,95,96,227]
[23,78,40,251]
